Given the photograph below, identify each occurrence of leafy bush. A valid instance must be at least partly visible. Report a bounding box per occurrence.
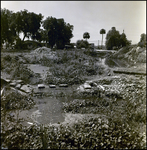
[3,54,12,61]
[76,40,89,49]
[14,38,25,49]
[11,64,35,83]
[1,91,35,111]
[2,115,145,149]
[138,33,146,48]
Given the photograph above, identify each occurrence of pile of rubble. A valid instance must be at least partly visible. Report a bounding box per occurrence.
[1,78,33,96]
[30,47,56,59]
[76,76,127,98]
[111,46,146,65]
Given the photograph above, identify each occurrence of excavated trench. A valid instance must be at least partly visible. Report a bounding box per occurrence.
[3,57,110,127]
[2,49,145,127]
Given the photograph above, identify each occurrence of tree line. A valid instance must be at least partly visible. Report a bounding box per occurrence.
[1,8,73,49]
[1,8,146,50]
[81,28,131,50]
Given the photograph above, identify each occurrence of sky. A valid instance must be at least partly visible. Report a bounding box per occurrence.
[1,1,146,46]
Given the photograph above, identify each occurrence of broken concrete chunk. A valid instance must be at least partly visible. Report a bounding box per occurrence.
[10,82,17,87]
[20,85,32,93]
[16,80,23,84]
[59,84,68,87]
[97,85,105,91]
[16,84,21,89]
[38,84,45,89]
[49,84,56,88]
[83,83,91,89]
[5,79,11,83]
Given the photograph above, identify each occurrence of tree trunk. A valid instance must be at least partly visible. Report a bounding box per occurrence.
[101,34,103,49]
[22,34,26,41]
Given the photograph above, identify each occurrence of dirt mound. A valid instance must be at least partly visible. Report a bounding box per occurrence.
[114,45,146,63]
[30,47,57,60]
[32,46,51,53]
[106,45,146,67]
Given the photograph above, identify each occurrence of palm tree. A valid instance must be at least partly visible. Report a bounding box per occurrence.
[83,32,90,41]
[100,29,106,49]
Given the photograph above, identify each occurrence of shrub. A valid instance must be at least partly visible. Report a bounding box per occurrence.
[76,40,89,49]
[3,55,12,61]
[138,33,146,48]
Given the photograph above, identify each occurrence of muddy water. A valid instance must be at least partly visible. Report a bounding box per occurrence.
[12,96,65,127]
[9,59,109,127]
[12,85,78,127]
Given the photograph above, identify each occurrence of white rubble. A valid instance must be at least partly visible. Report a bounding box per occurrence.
[21,84,32,93]
[38,84,45,88]
[59,84,68,87]
[49,84,56,88]
[16,84,21,89]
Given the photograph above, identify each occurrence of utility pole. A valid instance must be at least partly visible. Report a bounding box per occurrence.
[98,40,99,48]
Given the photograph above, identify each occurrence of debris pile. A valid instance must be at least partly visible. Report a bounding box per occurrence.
[30,47,56,59]
[110,46,146,66]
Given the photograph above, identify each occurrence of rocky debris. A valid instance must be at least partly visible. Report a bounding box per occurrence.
[76,76,127,98]
[59,84,68,87]
[38,84,45,89]
[110,46,146,66]
[5,79,11,83]
[49,84,56,88]
[20,84,32,93]
[1,87,5,97]
[10,87,27,96]
[15,84,21,89]
[83,82,92,89]
[10,82,17,87]
[30,47,56,59]
[77,82,92,93]
[16,80,23,84]
[32,46,51,53]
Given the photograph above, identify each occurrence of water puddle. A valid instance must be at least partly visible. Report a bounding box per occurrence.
[26,64,51,79]
[10,84,79,127]
[11,96,65,127]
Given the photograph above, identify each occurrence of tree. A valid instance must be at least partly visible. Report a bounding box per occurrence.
[14,9,43,41]
[83,32,90,41]
[106,27,131,50]
[100,29,106,49]
[76,40,89,49]
[34,29,48,43]
[138,33,146,48]
[43,16,58,48]
[1,8,17,48]
[43,17,73,49]
[105,27,120,50]
[119,33,131,47]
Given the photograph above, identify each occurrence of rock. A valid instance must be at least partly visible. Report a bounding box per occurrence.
[97,85,105,91]
[16,80,23,84]
[20,85,32,93]
[10,82,16,87]
[27,122,33,125]
[49,84,56,88]
[38,84,45,89]
[83,83,91,89]
[59,84,68,87]
[16,84,21,89]
[77,85,85,92]
[5,79,11,83]
[89,82,97,87]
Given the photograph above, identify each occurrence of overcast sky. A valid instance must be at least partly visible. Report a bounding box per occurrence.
[1,1,146,45]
